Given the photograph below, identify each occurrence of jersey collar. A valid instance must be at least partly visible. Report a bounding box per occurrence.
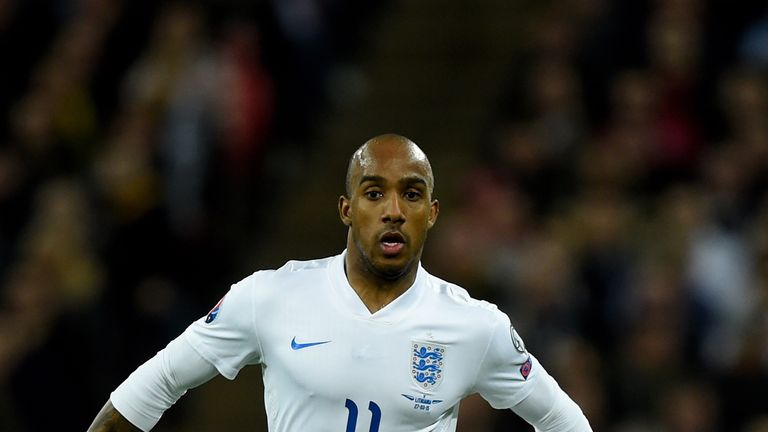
[327,250,426,323]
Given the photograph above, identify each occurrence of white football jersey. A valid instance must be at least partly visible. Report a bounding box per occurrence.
[184,251,541,432]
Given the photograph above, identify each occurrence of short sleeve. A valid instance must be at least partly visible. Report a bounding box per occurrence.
[472,312,541,409]
[182,273,265,380]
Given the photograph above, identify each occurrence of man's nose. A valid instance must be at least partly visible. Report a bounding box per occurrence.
[382,195,405,223]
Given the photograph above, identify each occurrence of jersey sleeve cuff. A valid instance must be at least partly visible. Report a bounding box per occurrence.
[109,392,159,432]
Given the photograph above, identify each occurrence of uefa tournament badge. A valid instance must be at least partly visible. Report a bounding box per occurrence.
[410,341,446,391]
[510,325,532,379]
[205,296,226,324]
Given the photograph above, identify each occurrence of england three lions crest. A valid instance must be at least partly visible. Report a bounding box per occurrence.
[411,342,446,390]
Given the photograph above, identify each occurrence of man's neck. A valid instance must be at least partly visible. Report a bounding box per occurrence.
[344,253,418,314]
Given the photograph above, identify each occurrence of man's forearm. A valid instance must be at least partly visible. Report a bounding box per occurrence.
[88,400,142,432]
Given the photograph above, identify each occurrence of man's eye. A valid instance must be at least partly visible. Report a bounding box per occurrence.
[365,191,383,199]
[405,191,421,200]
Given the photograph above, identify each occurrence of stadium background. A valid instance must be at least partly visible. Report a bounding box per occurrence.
[1,0,767,430]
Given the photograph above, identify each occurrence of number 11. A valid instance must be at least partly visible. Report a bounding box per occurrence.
[344,399,381,432]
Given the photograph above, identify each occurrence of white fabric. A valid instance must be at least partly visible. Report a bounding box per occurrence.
[110,336,218,431]
[111,250,590,431]
[512,371,592,431]
[183,251,590,431]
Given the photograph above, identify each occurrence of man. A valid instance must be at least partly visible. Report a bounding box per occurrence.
[89,134,591,431]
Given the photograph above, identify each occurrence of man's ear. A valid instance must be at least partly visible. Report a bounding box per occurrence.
[427,199,439,229]
[339,195,352,226]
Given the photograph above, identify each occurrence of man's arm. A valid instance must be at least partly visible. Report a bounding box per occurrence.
[88,400,141,432]
[511,371,591,431]
[89,275,264,430]
[472,314,591,431]
[88,335,219,431]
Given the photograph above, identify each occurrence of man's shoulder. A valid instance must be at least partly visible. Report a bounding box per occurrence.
[234,254,337,291]
[422,271,506,323]
[239,254,335,279]
[275,255,337,274]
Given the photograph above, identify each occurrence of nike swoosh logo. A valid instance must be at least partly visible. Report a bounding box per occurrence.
[291,337,331,350]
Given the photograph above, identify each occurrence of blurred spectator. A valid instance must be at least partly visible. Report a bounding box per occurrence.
[2,178,106,429]
[686,144,759,370]
[739,3,768,68]
[660,379,720,432]
[452,0,768,428]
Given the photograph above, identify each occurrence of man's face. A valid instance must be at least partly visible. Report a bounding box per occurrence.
[340,141,439,280]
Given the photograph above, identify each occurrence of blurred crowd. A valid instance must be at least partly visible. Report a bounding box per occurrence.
[429,0,768,430]
[1,0,768,431]
[0,0,383,430]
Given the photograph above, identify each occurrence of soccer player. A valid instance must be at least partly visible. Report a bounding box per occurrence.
[88,134,592,431]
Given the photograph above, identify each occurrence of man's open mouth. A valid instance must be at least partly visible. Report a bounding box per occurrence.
[380,231,405,255]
